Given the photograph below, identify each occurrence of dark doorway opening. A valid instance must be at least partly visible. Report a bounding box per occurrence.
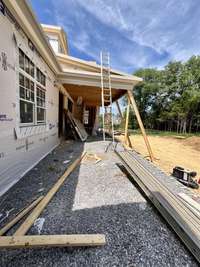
[84,106,96,135]
[58,92,64,137]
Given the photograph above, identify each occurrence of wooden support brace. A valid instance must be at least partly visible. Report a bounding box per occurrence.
[127,90,154,161]
[14,152,87,236]
[0,234,106,248]
[124,96,130,146]
[116,100,123,118]
[115,100,133,148]
[0,196,44,236]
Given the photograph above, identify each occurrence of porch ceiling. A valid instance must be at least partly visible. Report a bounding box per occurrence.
[63,84,126,106]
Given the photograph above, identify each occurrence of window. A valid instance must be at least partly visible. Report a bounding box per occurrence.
[36,85,46,123]
[18,48,46,125]
[19,73,35,124]
[37,68,46,87]
[19,49,34,78]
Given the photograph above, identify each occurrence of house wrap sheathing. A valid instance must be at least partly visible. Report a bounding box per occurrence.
[0,0,142,196]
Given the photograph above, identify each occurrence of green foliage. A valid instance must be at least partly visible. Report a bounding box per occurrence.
[131,56,200,133]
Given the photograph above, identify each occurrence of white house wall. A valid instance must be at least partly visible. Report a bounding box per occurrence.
[0,13,60,196]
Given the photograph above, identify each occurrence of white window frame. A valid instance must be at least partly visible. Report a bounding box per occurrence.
[18,48,46,127]
[36,83,46,124]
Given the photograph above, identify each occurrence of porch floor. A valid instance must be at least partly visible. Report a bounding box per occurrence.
[0,138,198,266]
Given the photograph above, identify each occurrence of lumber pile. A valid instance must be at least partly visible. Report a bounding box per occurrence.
[116,150,200,263]
[65,109,88,141]
[0,152,106,249]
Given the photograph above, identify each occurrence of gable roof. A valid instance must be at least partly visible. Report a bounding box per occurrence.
[41,24,69,55]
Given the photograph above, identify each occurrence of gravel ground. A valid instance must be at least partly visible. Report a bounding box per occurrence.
[0,138,198,266]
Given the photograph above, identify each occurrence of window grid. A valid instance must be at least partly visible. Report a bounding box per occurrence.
[18,48,46,126]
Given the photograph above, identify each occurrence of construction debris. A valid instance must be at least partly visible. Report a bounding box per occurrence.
[85,153,102,164]
[65,110,88,141]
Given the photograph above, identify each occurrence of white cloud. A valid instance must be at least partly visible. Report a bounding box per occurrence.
[50,0,200,71]
[76,0,200,60]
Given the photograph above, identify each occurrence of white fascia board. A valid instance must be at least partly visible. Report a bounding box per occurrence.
[57,71,140,90]
[4,0,61,74]
[56,53,143,80]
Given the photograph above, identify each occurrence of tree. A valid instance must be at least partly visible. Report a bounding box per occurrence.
[130,57,200,133]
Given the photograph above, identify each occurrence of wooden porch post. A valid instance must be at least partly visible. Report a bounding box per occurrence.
[127,90,154,162]
[124,96,130,145]
[115,100,132,148]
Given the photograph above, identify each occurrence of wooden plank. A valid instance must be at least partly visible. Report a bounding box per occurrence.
[127,90,154,161]
[115,98,132,148]
[0,196,44,236]
[14,152,86,236]
[0,234,106,248]
[116,100,123,118]
[178,193,200,217]
[124,96,130,145]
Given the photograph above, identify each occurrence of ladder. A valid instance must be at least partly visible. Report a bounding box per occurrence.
[100,51,114,143]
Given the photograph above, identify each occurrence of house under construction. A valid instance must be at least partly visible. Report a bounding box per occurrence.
[0,1,200,266]
[0,0,153,195]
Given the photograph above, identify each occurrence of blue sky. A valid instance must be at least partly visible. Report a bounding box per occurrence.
[29,0,200,74]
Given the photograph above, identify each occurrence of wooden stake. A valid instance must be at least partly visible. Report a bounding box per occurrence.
[128,90,154,161]
[124,96,130,145]
[14,152,87,236]
[0,234,106,248]
[0,196,44,236]
[115,100,133,148]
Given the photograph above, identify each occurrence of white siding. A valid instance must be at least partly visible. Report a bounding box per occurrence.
[0,14,60,196]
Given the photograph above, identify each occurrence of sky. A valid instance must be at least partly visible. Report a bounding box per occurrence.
[29,0,200,74]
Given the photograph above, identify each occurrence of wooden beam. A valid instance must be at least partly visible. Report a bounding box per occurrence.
[0,234,106,248]
[0,196,44,236]
[116,98,133,148]
[124,96,130,145]
[14,152,87,236]
[128,90,154,161]
[116,100,123,118]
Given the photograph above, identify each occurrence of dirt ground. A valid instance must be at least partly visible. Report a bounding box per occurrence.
[118,134,200,188]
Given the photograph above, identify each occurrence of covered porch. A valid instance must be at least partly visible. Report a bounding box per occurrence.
[57,68,153,161]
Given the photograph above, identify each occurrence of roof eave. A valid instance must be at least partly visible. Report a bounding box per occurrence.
[57,70,142,90]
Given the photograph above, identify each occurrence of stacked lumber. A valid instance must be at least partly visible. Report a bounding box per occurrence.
[65,110,88,141]
[116,150,200,263]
